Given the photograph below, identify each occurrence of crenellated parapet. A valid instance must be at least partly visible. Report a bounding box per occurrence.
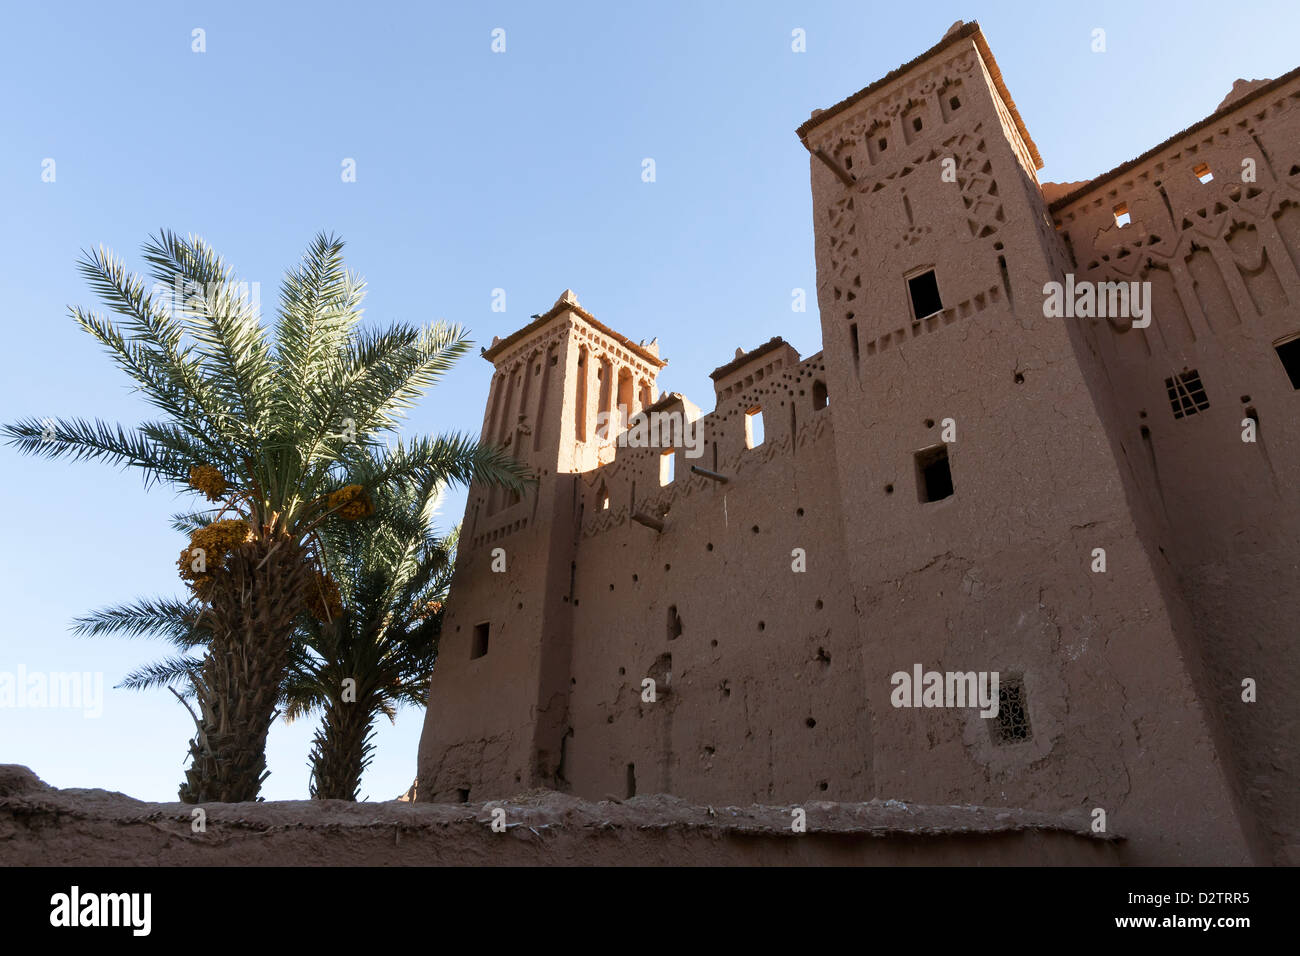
[578,345,833,540]
[1049,70,1300,361]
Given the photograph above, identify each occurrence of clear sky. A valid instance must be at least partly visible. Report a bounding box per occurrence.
[2,1,1295,802]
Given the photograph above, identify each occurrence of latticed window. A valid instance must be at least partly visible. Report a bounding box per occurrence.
[991,677,1032,745]
[1165,369,1210,419]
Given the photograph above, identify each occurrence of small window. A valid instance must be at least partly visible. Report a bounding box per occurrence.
[912,116,923,132]
[1274,336,1300,389]
[991,677,1032,745]
[1113,202,1131,228]
[1193,162,1214,184]
[907,269,943,319]
[471,622,490,659]
[745,406,765,448]
[598,482,609,510]
[1165,369,1210,419]
[878,137,888,152]
[949,95,961,111]
[659,450,675,485]
[812,380,828,410]
[667,605,683,640]
[915,444,953,503]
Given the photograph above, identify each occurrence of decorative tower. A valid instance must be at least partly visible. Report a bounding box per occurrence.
[797,21,1252,862]
[417,290,665,801]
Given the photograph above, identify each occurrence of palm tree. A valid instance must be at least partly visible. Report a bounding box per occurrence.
[286,458,456,801]
[6,232,529,802]
[74,456,456,801]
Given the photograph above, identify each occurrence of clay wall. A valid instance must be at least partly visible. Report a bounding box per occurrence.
[560,349,872,804]
[1049,71,1300,862]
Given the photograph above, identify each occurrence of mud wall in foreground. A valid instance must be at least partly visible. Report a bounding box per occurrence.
[0,766,1116,866]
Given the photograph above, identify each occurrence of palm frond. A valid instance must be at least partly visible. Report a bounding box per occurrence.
[118,654,204,693]
[71,596,210,646]
[2,417,190,487]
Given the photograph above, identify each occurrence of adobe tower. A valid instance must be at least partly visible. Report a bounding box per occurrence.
[420,21,1300,864]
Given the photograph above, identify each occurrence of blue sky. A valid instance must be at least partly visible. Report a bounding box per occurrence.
[1,1,1294,802]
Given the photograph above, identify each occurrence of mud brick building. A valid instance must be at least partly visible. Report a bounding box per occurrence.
[419,21,1300,864]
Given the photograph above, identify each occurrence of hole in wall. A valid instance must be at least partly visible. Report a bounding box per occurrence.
[915,444,954,502]
[1165,369,1210,419]
[907,268,944,319]
[470,622,490,660]
[667,605,683,641]
[745,406,765,448]
[991,677,1033,745]
[1273,336,1300,389]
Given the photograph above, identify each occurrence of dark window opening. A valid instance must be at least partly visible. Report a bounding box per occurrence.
[457,787,470,803]
[471,622,490,659]
[1165,369,1210,419]
[915,444,954,502]
[907,269,943,319]
[626,763,637,798]
[912,116,923,132]
[949,95,961,111]
[667,605,683,641]
[812,380,828,410]
[878,137,887,152]
[1274,336,1300,389]
[991,677,1032,745]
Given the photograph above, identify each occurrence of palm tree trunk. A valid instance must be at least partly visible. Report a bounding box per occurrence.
[178,537,310,803]
[308,693,377,801]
